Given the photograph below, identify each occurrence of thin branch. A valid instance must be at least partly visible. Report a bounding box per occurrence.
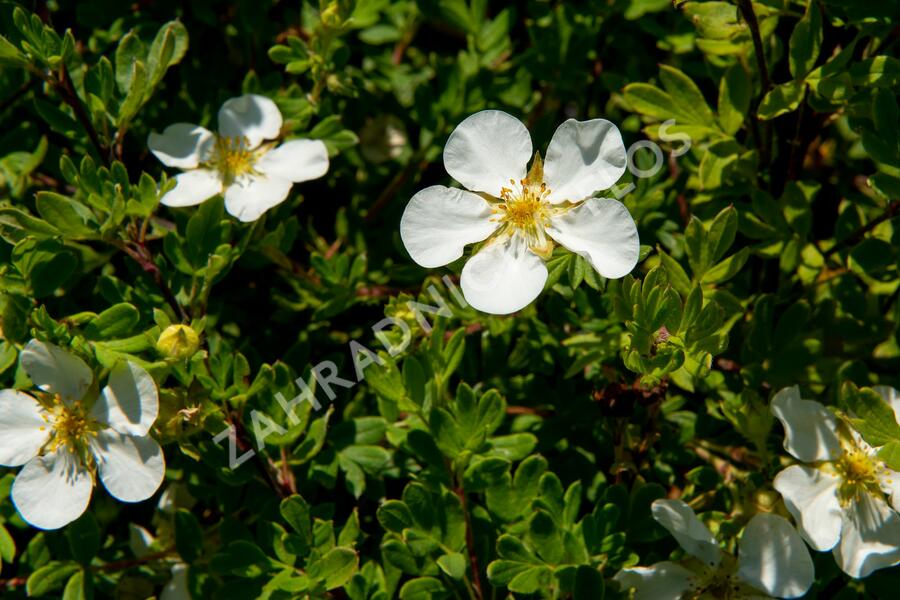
[738,0,770,91]
[821,199,900,258]
[454,485,484,600]
[1,548,178,589]
[55,64,109,162]
[114,240,190,322]
[0,77,36,114]
[365,154,429,223]
[738,0,772,167]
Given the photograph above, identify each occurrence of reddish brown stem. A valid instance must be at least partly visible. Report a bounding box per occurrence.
[454,486,484,600]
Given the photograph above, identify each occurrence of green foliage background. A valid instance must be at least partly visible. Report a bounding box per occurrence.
[1,0,899,598]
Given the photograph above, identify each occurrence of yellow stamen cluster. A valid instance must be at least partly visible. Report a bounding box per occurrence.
[212,136,257,182]
[835,448,883,504]
[41,394,99,455]
[683,557,756,600]
[492,176,554,258]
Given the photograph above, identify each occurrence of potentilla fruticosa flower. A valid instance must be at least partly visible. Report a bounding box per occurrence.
[771,385,900,578]
[400,110,639,315]
[0,340,165,530]
[148,94,329,222]
[614,499,814,599]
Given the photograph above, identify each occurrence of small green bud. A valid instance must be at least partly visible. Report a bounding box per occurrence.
[157,324,200,360]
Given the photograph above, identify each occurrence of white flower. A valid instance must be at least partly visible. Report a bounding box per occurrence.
[148,94,329,222]
[399,110,639,315]
[0,340,165,530]
[161,563,191,600]
[771,385,900,578]
[614,499,813,599]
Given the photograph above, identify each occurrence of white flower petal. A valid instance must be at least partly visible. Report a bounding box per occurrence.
[543,118,627,203]
[0,390,50,466]
[400,185,498,268]
[738,513,814,599]
[460,235,548,315]
[218,94,282,149]
[93,431,165,503]
[129,523,157,558]
[11,449,92,530]
[223,173,292,222]
[161,170,223,208]
[92,362,159,437]
[874,385,900,425]
[20,340,92,404]
[148,123,215,169]
[161,564,191,600]
[773,465,842,551]
[880,469,900,513]
[546,198,639,279]
[770,386,841,462]
[255,139,329,183]
[833,493,900,578]
[650,499,722,568]
[612,562,694,600]
[443,110,532,197]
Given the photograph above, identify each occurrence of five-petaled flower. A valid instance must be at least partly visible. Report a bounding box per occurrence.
[0,340,165,530]
[400,110,639,315]
[148,94,329,222]
[771,385,900,578]
[615,499,814,599]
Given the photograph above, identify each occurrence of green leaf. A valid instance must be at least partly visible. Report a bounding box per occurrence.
[280,495,313,545]
[398,577,450,600]
[684,216,709,276]
[0,35,27,66]
[846,386,900,447]
[659,65,714,125]
[185,197,225,270]
[175,509,203,563]
[442,328,465,380]
[83,303,140,340]
[508,566,553,594]
[0,208,60,244]
[377,500,413,533]
[114,30,145,94]
[146,21,189,88]
[718,64,750,135]
[528,510,563,564]
[657,248,691,296]
[573,565,605,600]
[436,552,466,580]
[702,247,750,284]
[758,81,806,120]
[61,570,90,600]
[66,514,99,564]
[307,547,358,590]
[340,445,391,475]
[117,59,147,126]
[26,562,81,597]
[35,192,96,238]
[878,441,900,471]
[463,456,510,492]
[789,1,822,79]
[0,522,15,563]
[707,206,738,264]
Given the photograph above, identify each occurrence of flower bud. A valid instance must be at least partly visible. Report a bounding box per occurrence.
[156,324,200,360]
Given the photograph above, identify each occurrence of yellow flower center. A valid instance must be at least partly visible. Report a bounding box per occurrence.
[490,152,557,258]
[835,448,882,504]
[42,395,100,455]
[212,136,258,182]
[683,557,759,599]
